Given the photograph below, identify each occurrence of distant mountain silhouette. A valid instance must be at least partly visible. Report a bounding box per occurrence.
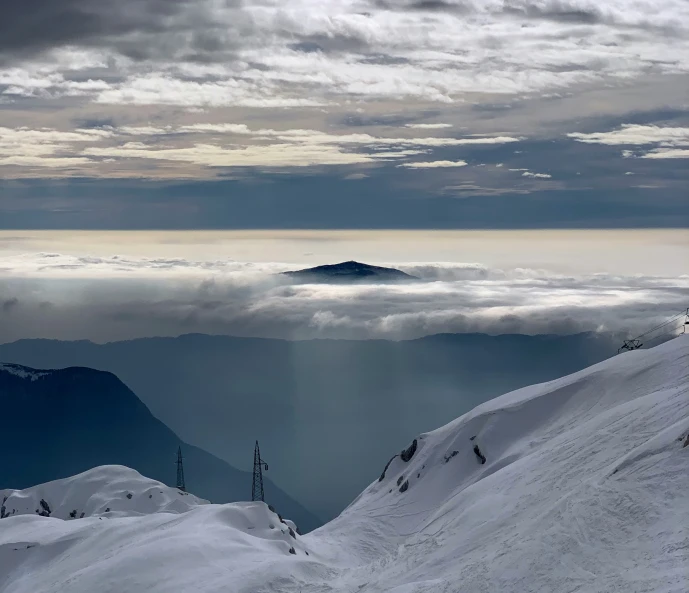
[0,332,618,520]
[282,260,419,283]
[0,363,321,532]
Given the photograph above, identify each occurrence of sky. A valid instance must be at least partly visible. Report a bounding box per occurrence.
[0,0,688,229]
[0,2,687,344]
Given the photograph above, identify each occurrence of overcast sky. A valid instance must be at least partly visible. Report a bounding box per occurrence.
[0,0,688,229]
[1,2,687,344]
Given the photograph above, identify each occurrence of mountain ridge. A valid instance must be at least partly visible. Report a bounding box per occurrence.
[1,337,686,593]
[0,331,618,519]
[0,362,321,532]
[281,260,419,283]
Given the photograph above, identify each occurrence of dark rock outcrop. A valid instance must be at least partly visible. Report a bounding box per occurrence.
[38,499,51,517]
[473,444,486,464]
[379,454,398,482]
[400,439,417,463]
[444,450,458,463]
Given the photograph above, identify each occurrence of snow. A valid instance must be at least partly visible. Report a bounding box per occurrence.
[0,363,49,382]
[0,465,207,520]
[2,336,688,593]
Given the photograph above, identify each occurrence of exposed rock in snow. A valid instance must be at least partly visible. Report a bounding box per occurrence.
[399,438,417,462]
[378,454,398,482]
[1,336,687,593]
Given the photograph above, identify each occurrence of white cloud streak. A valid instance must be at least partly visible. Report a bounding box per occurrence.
[405,123,453,129]
[0,124,519,172]
[0,127,109,168]
[641,148,689,159]
[569,124,689,160]
[399,160,468,168]
[568,125,689,146]
[521,171,552,178]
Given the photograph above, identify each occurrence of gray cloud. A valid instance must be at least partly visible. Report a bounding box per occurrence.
[374,0,470,13]
[502,1,602,24]
[0,0,687,229]
[1,0,686,108]
[0,0,209,61]
[2,297,18,312]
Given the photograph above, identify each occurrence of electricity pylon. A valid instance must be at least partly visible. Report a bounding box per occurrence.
[252,441,268,502]
[176,446,186,492]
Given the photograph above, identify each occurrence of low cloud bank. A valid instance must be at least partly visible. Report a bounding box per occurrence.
[0,253,686,343]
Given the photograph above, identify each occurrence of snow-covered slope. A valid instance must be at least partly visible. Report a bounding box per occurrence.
[0,467,306,593]
[1,466,206,521]
[1,337,688,593]
[317,335,689,592]
[0,331,618,520]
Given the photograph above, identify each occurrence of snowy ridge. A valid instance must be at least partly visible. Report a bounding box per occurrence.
[315,336,689,591]
[0,468,309,593]
[0,466,206,520]
[0,362,49,381]
[1,337,688,593]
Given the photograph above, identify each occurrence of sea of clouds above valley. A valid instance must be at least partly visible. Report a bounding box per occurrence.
[0,253,686,343]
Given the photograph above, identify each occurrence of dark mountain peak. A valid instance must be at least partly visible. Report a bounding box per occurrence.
[0,362,122,386]
[282,260,419,283]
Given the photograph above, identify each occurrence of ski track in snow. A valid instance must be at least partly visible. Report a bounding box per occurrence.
[1,337,688,593]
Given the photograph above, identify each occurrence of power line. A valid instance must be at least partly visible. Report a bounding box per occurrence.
[634,310,687,340]
[643,324,686,347]
[619,307,688,353]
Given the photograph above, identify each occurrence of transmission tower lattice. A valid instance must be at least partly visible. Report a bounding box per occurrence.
[252,441,269,502]
[618,338,643,353]
[176,446,186,492]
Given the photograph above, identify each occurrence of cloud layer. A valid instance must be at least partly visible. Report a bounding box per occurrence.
[0,123,520,175]
[1,252,686,344]
[0,0,687,225]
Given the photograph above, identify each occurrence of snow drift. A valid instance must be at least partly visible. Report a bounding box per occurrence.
[1,336,688,593]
